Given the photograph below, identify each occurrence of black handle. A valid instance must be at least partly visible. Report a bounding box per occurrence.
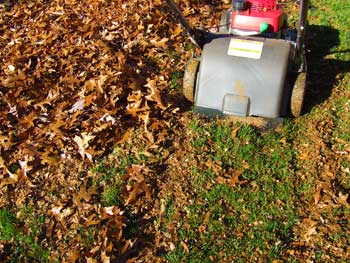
[297,0,309,51]
[165,0,197,40]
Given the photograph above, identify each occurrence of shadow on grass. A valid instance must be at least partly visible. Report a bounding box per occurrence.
[303,25,350,113]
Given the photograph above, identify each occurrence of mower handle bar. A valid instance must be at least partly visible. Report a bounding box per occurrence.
[297,0,309,72]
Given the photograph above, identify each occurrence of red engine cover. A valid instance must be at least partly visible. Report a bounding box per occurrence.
[231,0,286,32]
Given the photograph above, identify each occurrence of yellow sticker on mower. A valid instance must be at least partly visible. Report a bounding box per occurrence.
[228,38,264,59]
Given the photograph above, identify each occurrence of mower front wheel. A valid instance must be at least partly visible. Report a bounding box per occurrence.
[290,72,307,117]
[183,59,199,103]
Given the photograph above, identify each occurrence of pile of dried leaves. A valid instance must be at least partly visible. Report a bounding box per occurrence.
[0,0,225,261]
[1,0,349,262]
[0,0,196,175]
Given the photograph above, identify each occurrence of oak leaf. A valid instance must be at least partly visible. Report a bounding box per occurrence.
[73,133,95,162]
[150,37,169,49]
[0,157,18,187]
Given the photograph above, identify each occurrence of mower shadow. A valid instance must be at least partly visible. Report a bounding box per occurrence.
[303,25,350,113]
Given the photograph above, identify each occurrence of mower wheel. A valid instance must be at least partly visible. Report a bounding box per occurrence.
[290,72,306,117]
[183,59,199,103]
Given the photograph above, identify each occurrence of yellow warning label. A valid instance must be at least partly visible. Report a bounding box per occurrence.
[228,38,264,59]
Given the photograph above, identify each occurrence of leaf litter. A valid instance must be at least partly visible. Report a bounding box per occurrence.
[0,0,349,262]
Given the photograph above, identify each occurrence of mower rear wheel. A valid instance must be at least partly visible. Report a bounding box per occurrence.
[290,72,306,117]
[183,59,199,103]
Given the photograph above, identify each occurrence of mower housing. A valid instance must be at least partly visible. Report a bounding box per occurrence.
[194,36,292,118]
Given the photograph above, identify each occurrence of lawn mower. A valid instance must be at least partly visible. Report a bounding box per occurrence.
[166,0,309,120]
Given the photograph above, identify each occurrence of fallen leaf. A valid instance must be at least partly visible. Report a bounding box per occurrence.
[150,37,169,49]
[300,218,318,242]
[314,186,322,205]
[101,251,110,263]
[73,133,95,162]
[0,157,18,187]
[231,127,240,139]
[181,241,189,253]
[199,210,211,232]
[69,247,82,263]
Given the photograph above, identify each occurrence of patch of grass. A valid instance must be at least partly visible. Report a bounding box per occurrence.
[102,184,123,207]
[0,207,51,262]
[92,150,140,184]
[165,245,187,263]
[0,209,17,241]
[77,226,97,249]
[91,160,119,184]
[170,70,183,90]
[165,197,175,221]
[192,168,216,189]
[338,159,350,190]
[164,121,305,261]
[189,119,209,150]
[330,81,350,151]
[309,1,350,61]
[92,146,148,207]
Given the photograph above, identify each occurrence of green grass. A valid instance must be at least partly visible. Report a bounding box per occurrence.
[330,79,350,151]
[0,209,17,241]
[165,197,176,221]
[92,146,150,208]
[309,1,350,60]
[92,148,140,184]
[170,70,184,90]
[338,159,350,190]
[102,184,123,207]
[163,121,307,262]
[77,226,97,249]
[92,159,125,207]
[0,207,50,262]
